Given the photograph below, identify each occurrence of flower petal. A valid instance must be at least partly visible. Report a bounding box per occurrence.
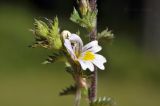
[86,45,102,53]
[64,39,76,60]
[86,61,94,72]
[92,54,107,70]
[69,34,83,47]
[82,40,102,53]
[78,59,87,70]
[69,34,83,55]
[61,30,71,40]
[82,40,98,52]
[78,59,94,72]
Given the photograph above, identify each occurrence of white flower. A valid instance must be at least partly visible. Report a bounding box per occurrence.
[64,34,107,72]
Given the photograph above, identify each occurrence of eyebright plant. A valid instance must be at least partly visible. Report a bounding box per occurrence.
[30,0,114,106]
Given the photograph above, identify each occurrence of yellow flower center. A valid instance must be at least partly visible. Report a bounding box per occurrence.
[82,51,95,61]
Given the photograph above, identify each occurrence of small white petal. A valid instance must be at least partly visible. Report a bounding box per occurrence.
[69,34,83,47]
[85,45,102,53]
[82,40,98,52]
[78,59,94,71]
[64,39,76,59]
[82,40,102,53]
[95,54,107,63]
[69,34,83,54]
[61,30,71,40]
[78,59,87,70]
[85,61,94,72]
[92,54,107,70]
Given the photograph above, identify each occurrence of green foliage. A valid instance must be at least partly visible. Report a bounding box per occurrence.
[76,30,81,35]
[65,66,74,75]
[31,17,62,50]
[59,85,77,96]
[70,8,97,31]
[34,19,49,37]
[82,69,93,79]
[49,17,59,38]
[97,29,114,41]
[90,97,114,106]
[48,17,62,50]
[42,51,66,64]
[29,38,50,48]
[81,86,88,97]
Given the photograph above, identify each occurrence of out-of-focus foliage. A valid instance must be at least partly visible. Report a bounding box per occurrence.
[98,29,114,41]
[91,97,114,106]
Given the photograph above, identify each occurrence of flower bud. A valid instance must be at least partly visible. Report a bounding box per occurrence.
[79,0,91,16]
[61,30,71,40]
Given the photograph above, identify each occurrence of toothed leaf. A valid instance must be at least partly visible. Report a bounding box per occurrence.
[70,8,97,31]
[49,17,62,50]
[49,16,59,38]
[70,8,81,24]
[65,66,75,75]
[98,29,114,40]
[31,17,62,50]
[42,51,65,64]
[91,97,115,106]
[82,69,93,78]
[29,37,50,48]
[59,85,77,96]
[34,19,49,37]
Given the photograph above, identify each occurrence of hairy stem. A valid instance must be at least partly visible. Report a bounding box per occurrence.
[89,0,98,103]
[74,64,82,106]
[89,68,97,102]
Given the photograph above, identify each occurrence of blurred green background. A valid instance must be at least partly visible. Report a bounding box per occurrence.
[0,0,160,106]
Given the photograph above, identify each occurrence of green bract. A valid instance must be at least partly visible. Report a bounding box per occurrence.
[48,17,62,50]
[70,8,97,31]
[78,0,91,16]
[34,19,49,37]
[32,17,62,50]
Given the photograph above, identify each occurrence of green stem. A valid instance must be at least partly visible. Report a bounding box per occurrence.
[75,88,81,106]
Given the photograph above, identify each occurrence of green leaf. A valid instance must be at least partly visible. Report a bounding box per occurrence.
[82,69,94,78]
[65,66,74,75]
[29,37,50,49]
[70,8,97,31]
[49,17,62,50]
[81,87,88,97]
[70,8,81,24]
[34,19,49,37]
[42,51,65,64]
[97,28,114,40]
[90,97,115,106]
[49,16,59,38]
[59,85,77,96]
[31,17,62,50]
